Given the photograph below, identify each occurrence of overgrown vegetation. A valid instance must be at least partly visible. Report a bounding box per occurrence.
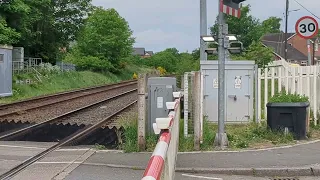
[120,115,318,152]
[178,120,296,151]
[0,64,151,104]
[269,91,309,103]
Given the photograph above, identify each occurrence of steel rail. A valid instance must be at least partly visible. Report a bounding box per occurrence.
[0,81,137,117]
[0,89,137,141]
[0,100,137,180]
[0,80,137,110]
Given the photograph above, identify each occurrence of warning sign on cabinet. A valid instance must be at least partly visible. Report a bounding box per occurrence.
[213,78,218,88]
[157,97,163,108]
[234,76,242,89]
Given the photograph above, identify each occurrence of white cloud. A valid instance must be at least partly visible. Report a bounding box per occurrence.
[134,29,196,53]
[92,0,320,52]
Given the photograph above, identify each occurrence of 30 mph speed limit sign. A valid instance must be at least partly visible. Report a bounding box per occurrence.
[295,16,319,39]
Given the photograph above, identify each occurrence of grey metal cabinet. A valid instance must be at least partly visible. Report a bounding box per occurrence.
[200,61,254,123]
[0,45,13,97]
[147,77,177,133]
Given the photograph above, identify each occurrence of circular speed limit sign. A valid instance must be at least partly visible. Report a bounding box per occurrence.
[295,16,319,39]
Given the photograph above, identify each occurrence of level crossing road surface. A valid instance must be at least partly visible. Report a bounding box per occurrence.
[1,140,320,179]
[64,166,319,180]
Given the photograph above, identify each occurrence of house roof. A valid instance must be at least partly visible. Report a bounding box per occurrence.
[261,32,295,42]
[132,48,145,56]
[145,51,154,56]
[261,40,307,61]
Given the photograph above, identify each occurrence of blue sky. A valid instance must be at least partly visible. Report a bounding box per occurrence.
[92,0,319,53]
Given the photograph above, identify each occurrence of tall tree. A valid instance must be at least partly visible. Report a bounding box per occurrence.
[68,7,135,71]
[0,0,92,63]
[210,5,281,48]
[245,41,274,69]
[0,18,20,44]
[211,6,260,48]
[0,0,29,44]
[146,48,180,72]
[261,17,282,34]
[53,0,93,45]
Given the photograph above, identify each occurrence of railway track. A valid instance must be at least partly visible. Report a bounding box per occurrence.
[0,100,137,180]
[0,80,137,117]
[0,81,137,126]
[0,88,137,141]
[0,80,139,179]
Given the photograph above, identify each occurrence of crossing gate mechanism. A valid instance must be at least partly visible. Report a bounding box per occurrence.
[200,60,255,123]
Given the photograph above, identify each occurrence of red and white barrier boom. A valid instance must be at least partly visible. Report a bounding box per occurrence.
[142,92,182,180]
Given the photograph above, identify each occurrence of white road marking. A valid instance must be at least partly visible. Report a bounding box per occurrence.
[0,144,91,151]
[0,144,46,150]
[56,148,91,152]
[182,174,223,179]
[34,161,82,164]
[178,139,320,154]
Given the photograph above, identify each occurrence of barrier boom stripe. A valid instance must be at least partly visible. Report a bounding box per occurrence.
[220,0,241,18]
[141,98,181,180]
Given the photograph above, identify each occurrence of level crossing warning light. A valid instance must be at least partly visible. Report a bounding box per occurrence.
[221,0,246,18]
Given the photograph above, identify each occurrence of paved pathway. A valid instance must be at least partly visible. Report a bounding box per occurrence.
[88,140,320,170]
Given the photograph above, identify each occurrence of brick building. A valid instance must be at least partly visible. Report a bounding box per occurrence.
[261,32,320,65]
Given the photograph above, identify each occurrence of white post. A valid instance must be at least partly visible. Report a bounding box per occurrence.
[313,66,318,125]
[298,67,303,95]
[183,73,189,137]
[292,67,296,94]
[307,66,311,98]
[278,67,282,93]
[285,67,289,93]
[258,68,262,121]
[271,67,275,97]
[264,68,268,118]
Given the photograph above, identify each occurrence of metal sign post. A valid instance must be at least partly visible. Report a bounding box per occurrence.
[295,16,319,66]
[214,0,228,148]
[200,0,208,61]
[214,0,243,148]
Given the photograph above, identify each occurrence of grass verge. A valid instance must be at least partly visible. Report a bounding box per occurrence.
[120,115,320,152]
[0,64,152,104]
[118,112,158,153]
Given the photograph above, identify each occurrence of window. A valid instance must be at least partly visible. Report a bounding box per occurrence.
[301,61,307,66]
[0,54,4,63]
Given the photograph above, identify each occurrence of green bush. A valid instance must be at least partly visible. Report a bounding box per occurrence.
[269,91,309,103]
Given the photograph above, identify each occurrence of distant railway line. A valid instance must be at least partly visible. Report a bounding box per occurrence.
[0,80,137,125]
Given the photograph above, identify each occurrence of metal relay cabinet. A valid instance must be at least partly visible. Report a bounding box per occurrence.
[147,77,177,133]
[0,45,13,97]
[200,60,255,123]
